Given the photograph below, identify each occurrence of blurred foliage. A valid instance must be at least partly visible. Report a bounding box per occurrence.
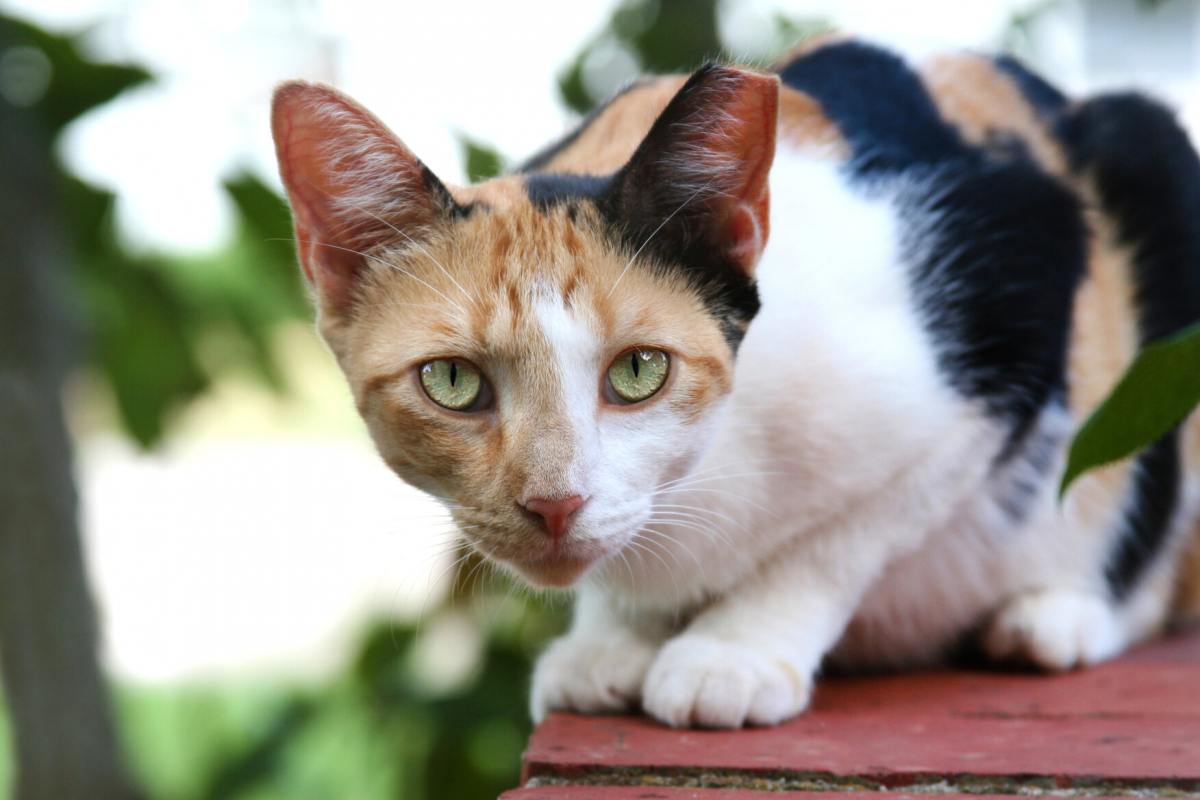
[1,13,307,447]
[113,593,566,800]
[0,587,565,800]
[558,0,827,115]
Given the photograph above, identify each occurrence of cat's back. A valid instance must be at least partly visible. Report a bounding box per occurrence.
[521,37,1068,175]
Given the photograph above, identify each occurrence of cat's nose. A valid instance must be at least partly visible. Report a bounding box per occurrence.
[521,495,586,539]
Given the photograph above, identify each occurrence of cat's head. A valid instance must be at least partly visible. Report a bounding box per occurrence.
[271,65,778,587]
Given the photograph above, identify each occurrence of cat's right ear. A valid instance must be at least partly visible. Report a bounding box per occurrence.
[271,81,451,317]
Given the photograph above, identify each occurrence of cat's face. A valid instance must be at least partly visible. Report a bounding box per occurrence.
[272,66,778,586]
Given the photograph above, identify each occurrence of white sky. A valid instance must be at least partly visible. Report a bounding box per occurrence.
[4,0,1199,682]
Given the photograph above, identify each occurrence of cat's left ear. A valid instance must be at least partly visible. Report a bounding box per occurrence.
[608,65,779,275]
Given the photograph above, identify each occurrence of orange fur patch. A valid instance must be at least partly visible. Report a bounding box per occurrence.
[1063,208,1141,524]
[920,53,1066,175]
[533,77,688,175]
[777,88,849,157]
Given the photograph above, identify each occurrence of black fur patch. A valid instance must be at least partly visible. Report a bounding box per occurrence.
[423,164,478,219]
[1106,436,1182,600]
[524,172,611,209]
[780,41,1086,448]
[778,41,968,174]
[897,162,1085,431]
[1056,93,1200,599]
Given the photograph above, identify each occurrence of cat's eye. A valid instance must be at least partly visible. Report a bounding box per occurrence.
[419,359,489,411]
[606,348,670,404]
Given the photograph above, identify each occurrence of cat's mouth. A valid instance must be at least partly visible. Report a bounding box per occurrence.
[507,537,614,587]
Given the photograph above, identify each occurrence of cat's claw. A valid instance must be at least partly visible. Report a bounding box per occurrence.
[530,632,658,722]
[983,589,1125,671]
[641,634,812,729]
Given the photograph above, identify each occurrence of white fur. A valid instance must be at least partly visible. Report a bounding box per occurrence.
[529,144,1171,728]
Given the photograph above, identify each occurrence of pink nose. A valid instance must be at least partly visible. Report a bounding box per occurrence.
[522,495,586,539]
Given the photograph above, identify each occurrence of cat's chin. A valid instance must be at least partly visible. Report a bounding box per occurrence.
[512,554,597,588]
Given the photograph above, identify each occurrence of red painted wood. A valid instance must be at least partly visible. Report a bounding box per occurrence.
[502,791,1130,799]
[521,629,1200,789]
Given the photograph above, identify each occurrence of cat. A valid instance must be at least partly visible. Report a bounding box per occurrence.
[270,36,1200,729]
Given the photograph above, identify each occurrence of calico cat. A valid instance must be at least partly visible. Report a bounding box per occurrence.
[271,36,1200,729]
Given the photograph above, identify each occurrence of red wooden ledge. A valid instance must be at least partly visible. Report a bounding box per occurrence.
[506,629,1200,798]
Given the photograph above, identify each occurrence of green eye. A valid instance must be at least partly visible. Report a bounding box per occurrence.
[606,348,670,404]
[419,359,486,411]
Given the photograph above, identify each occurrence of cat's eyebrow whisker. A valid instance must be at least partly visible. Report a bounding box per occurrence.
[314,188,482,311]
[307,240,466,314]
[607,180,714,298]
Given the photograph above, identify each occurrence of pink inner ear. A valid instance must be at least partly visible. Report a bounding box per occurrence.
[271,81,438,315]
[683,69,779,274]
[705,74,772,275]
[725,200,767,273]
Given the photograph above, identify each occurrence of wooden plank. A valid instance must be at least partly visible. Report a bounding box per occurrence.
[502,789,1133,799]
[521,629,1200,792]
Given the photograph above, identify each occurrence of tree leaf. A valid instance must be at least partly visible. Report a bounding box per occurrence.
[459,136,504,184]
[1061,321,1200,495]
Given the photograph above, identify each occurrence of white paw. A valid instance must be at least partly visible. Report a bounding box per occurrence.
[530,632,658,722]
[984,590,1125,672]
[641,634,812,729]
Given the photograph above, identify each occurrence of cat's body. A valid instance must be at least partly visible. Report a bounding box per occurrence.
[272,37,1200,729]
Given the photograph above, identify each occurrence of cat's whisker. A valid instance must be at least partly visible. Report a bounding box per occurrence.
[653,458,801,491]
[643,515,734,552]
[412,545,476,632]
[607,180,715,298]
[654,486,780,519]
[651,502,745,531]
[626,531,684,603]
[654,471,791,495]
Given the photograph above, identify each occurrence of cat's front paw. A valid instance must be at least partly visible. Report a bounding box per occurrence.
[530,631,659,722]
[983,589,1125,671]
[642,634,812,729]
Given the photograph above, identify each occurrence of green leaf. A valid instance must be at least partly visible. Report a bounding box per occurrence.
[1061,321,1200,496]
[459,136,504,183]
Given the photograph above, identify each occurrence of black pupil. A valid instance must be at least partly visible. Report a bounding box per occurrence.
[631,352,640,378]
[449,362,457,386]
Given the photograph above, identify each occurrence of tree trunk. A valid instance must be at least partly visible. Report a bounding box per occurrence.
[0,93,141,799]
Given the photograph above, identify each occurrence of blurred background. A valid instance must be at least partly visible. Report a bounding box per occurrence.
[0,0,1197,797]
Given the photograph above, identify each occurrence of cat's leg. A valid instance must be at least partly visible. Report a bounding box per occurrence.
[982,538,1183,671]
[982,588,1126,671]
[640,510,921,729]
[530,586,664,721]
[640,429,1000,728]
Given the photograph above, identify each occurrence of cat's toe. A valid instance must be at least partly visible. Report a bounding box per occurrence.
[642,634,811,729]
[530,632,658,721]
[983,589,1125,671]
